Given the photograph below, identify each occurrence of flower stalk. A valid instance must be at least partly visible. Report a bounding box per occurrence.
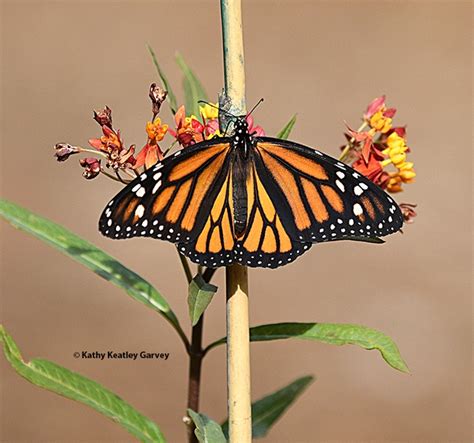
[221,0,252,442]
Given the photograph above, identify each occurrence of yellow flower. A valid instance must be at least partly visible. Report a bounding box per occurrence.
[381,133,409,168]
[398,162,416,182]
[378,130,416,192]
[399,161,414,170]
[386,175,403,193]
[369,110,392,133]
[146,117,168,142]
[399,169,416,182]
[390,151,407,167]
[385,161,416,192]
[200,102,219,121]
[386,132,406,149]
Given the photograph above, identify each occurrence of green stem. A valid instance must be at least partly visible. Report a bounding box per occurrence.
[184,263,215,443]
[178,251,193,284]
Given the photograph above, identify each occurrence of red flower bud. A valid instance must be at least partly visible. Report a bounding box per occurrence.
[149,83,168,117]
[364,95,386,119]
[383,108,397,118]
[93,106,113,128]
[399,203,417,224]
[80,157,101,179]
[390,126,407,138]
[54,143,80,162]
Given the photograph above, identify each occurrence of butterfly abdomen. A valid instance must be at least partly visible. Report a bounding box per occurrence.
[232,152,249,237]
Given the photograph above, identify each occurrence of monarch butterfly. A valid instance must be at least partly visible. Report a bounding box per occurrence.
[99,115,403,268]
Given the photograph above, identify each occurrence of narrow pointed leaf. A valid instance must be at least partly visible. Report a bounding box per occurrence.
[147,44,178,114]
[276,114,297,140]
[175,52,208,119]
[221,376,314,439]
[206,322,409,373]
[188,275,218,326]
[0,200,186,343]
[0,326,165,442]
[188,409,226,443]
[334,235,384,244]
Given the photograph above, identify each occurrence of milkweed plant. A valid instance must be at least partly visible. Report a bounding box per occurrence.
[1,38,417,443]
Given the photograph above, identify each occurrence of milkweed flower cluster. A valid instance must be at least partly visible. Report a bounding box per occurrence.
[54,84,264,182]
[341,95,416,193]
[54,101,139,181]
[340,95,417,222]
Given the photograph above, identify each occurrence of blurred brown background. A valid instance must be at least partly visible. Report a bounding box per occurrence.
[1,1,472,442]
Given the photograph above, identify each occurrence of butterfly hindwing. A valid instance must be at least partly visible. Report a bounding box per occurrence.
[254,137,404,244]
[178,156,312,269]
[99,139,232,243]
[235,161,312,267]
[177,165,236,267]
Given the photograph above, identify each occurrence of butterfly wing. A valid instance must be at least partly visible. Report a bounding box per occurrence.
[177,149,312,269]
[232,160,312,268]
[99,139,232,244]
[253,137,404,247]
[176,160,236,267]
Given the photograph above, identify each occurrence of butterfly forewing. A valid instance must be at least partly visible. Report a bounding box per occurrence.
[254,137,404,245]
[99,140,232,244]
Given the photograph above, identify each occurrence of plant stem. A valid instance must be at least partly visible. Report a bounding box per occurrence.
[178,250,193,283]
[221,1,252,441]
[221,0,247,114]
[186,314,204,443]
[225,265,251,442]
[181,255,216,443]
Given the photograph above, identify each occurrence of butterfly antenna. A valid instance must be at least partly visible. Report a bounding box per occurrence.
[246,98,264,117]
[198,100,236,118]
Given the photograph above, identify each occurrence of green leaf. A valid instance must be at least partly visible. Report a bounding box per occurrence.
[0,325,166,442]
[175,52,208,120]
[206,322,409,373]
[276,114,297,140]
[188,409,227,443]
[0,200,186,344]
[334,235,384,244]
[188,275,218,326]
[222,376,314,439]
[147,44,178,114]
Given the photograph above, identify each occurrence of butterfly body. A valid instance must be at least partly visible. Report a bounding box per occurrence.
[229,118,256,236]
[99,116,403,268]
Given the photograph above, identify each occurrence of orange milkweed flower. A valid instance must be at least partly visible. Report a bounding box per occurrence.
[135,117,169,170]
[169,105,205,147]
[88,124,136,171]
